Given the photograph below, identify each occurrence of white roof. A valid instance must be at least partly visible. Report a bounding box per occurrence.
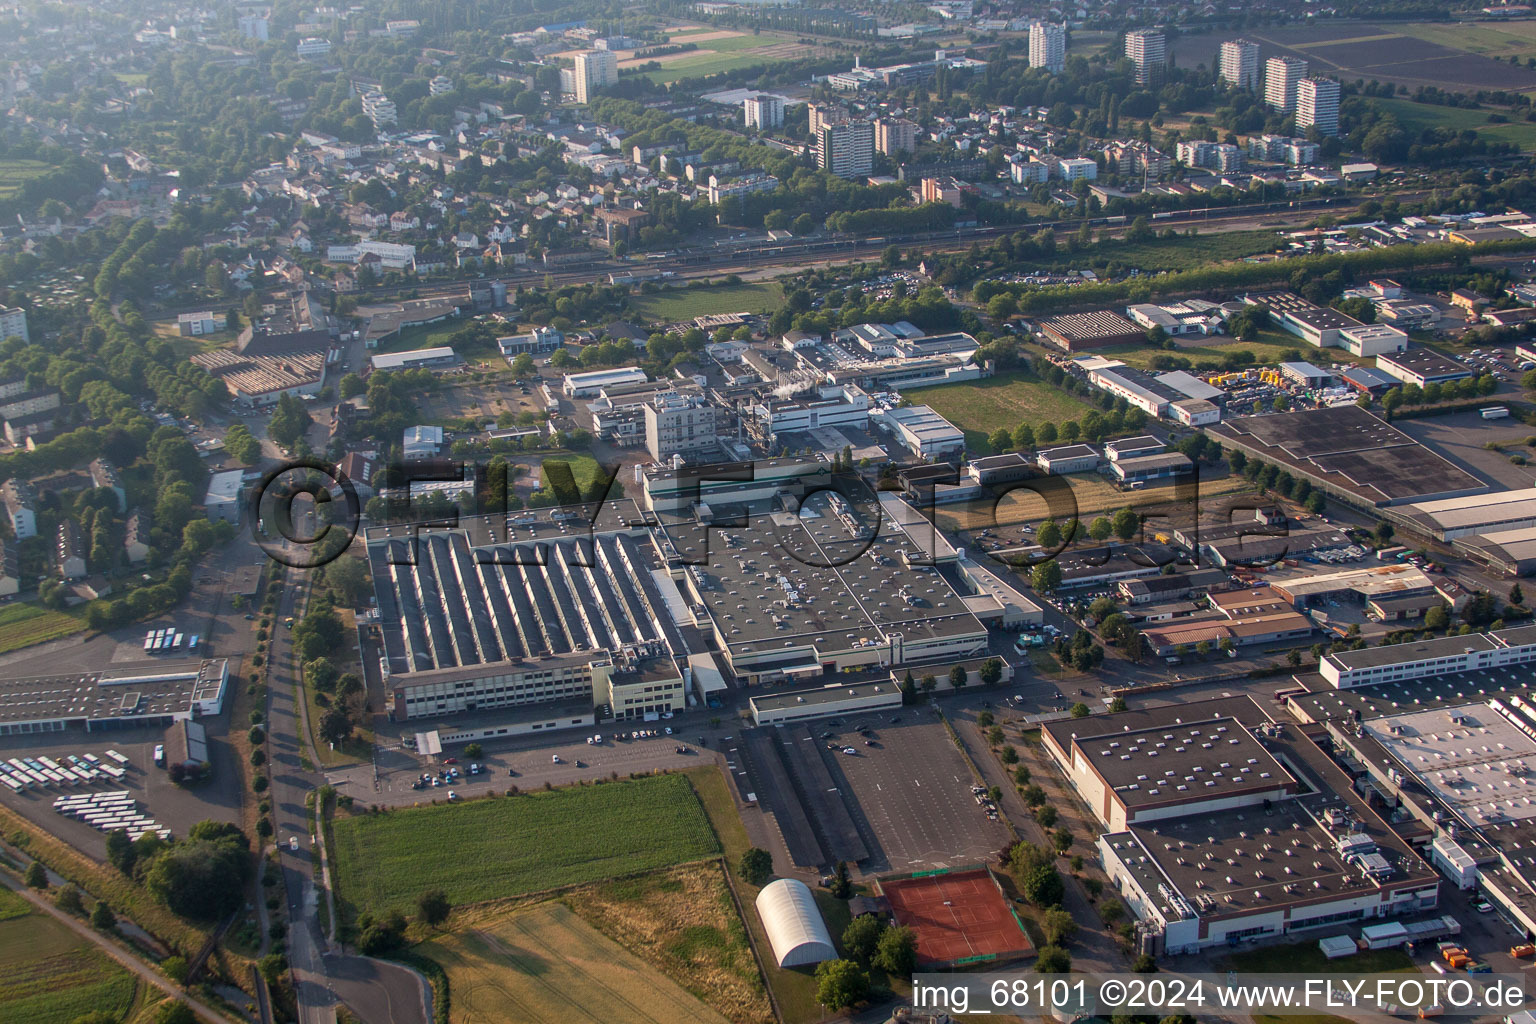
[755,878,834,967]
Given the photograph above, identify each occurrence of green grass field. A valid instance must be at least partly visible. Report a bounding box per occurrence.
[0,604,87,655]
[0,907,138,1024]
[632,281,784,322]
[331,775,719,920]
[0,159,53,201]
[916,374,1097,453]
[376,319,488,357]
[1217,938,1413,976]
[1376,96,1536,149]
[640,52,781,83]
[539,455,608,501]
[1079,230,1281,273]
[421,900,731,1024]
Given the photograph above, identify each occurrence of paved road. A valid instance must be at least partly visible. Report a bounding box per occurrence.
[266,576,430,1024]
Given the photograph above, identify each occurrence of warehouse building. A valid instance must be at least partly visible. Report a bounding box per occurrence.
[563,366,647,397]
[1455,528,1536,576]
[1046,697,1440,954]
[370,346,459,372]
[750,680,903,725]
[1038,310,1144,352]
[879,405,965,459]
[1396,488,1536,542]
[1376,348,1473,388]
[0,659,229,736]
[1109,452,1193,485]
[756,879,835,967]
[1036,444,1100,475]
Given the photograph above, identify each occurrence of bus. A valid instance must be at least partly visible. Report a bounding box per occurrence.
[187,635,199,651]
[171,632,183,650]
[143,633,155,653]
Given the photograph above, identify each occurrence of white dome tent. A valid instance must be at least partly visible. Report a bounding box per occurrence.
[755,878,835,967]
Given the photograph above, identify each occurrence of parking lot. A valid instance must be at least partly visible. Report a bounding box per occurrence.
[0,725,242,859]
[338,719,727,804]
[1396,410,1536,491]
[817,709,1011,874]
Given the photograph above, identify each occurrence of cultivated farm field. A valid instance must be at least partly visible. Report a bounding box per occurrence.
[422,896,734,1024]
[1169,22,1536,93]
[330,775,719,919]
[0,892,139,1024]
[0,603,87,655]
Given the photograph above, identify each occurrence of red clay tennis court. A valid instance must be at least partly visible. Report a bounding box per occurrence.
[879,868,1034,967]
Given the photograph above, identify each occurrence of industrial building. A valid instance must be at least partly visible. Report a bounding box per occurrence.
[1038,310,1144,352]
[1376,348,1474,389]
[1396,488,1536,542]
[750,681,903,726]
[1047,697,1440,954]
[0,659,229,736]
[1319,623,1536,688]
[878,405,965,458]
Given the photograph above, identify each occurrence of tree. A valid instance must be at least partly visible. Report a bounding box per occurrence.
[1037,520,1062,548]
[25,861,46,888]
[978,710,995,728]
[416,889,451,927]
[320,705,353,746]
[874,925,918,975]
[511,353,536,377]
[1109,695,1127,712]
[815,959,869,1010]
[1512,583,1526,607]
[1111,507,1139,541]
[949,664,968,690]
[1013,424,1036,450]
[1041,907,1077,946]
[91,900,116,930]
[1035,946,1072,973]
[55,883,84,914]
[161,955,189,984]
[1089,516,1112,541]
[842,914,886,967]
[988,427,1014,453]
[154,1002,196,1024]
[830,859,852,898]
[739,847,774,886]
[1031,560,1062,594]
[1070,702,1090,719]
[106,828,135,873]
[464,743,483,760]
[1023,863,1065,907]
[1036,805,1059,828]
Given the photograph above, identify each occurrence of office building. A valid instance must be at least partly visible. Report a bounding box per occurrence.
[1297,77,1340,137]
[876,118,918,156]
[574,49,617,104]
[1265,56,1307,112]
[1124,29,1166,88]
[1219,39,1261,91]
[743,94,784,130]
[296,37,331,57]
[817,120,875,179]
[1029,22,1066,74]
[0,306,29,344]
[1057,157,1098,181]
